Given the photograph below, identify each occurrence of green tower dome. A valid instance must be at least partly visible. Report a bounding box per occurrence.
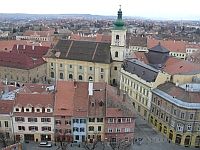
[114,6,125,30]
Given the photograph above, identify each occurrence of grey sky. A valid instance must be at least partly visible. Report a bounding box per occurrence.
[0,0,200,20]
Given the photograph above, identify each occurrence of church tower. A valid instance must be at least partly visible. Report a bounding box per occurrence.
[111,5,127,62]
[110,6,127,86]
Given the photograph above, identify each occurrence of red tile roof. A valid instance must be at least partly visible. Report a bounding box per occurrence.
[54,81,75,116]
[132,52,149,64]
[163,57,200,75]
[147,38,186,53]
[23,30,54,37]
[12,44,49,58]
[15,93,54,107]
[73,82,89,117]
[70,33,111,43]
[0,100,14,114]
[0,51,46,69]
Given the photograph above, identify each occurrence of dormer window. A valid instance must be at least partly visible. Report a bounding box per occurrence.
[25,108,30,112]
[35,107,42,113]
[15,108,20,112]
[45,108,52,113]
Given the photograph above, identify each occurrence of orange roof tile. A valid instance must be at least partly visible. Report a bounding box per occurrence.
[164,57,200,75]
[0,100,14,114]
[147,38,186,53]
[54,81,75,116]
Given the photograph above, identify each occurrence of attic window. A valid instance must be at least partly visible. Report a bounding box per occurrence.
[99,101,104,107]
[142,71,145,75]
[91,102,95,107]
[15,108,19,112]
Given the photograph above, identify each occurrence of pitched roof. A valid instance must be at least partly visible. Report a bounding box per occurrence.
[0,51,46,70]
[49,40,111,64]
[54,81,75,116]
[12,44,49,58]
[147,38,186,53]
[15,93,54,107]
[163,57,200,75]
[156,82,200,103]
[148,43,169,53]
[0,100,14,114]
[23,30,54,37]
[127,36,147,47]
[73,82,89,117]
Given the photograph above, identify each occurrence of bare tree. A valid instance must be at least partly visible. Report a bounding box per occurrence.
[0,132,8,148]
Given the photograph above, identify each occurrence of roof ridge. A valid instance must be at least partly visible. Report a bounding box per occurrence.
[92,43,99,60]
[66,40,74,58]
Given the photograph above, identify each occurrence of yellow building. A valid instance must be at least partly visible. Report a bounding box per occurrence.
[120,59,170,120]
[45,40,111,83]
[150,82,200,147]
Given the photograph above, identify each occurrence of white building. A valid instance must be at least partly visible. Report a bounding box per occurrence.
[13,93,54,142]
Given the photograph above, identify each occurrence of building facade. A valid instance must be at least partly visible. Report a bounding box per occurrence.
[150,82,200,147]
[13,93,54,142]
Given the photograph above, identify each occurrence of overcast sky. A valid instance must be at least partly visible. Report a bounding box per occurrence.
[0,0,200,20]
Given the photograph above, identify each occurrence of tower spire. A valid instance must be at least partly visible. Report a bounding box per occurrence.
[114,5,125,29]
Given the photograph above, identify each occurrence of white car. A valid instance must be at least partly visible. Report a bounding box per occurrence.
[39,141,52,147]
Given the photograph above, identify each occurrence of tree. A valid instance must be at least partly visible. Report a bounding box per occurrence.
[0,132,8,147]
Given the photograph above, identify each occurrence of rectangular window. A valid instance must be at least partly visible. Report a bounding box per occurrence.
[41,126,51,131]
[80,119,86,123]
[108,128,113,133]
[4,121,8,127]
[97,118,103,122]
[28,118,37,122]
[80,128,85,132]
[177,124,183,132]
[29,126,38,131]
[73,119,79,123]
[125,128,130,132]
[18,126,25,131]
[89,67,93,71]
[15,117,25,122]
[190,114,194,119]
[55,120,61,125]
[187,124,192,131]
[69,64,72,68]
[116,128,121,132]
[98,126,102,131]
[108,118,114,123]
[181,113,185,119]
[73,127,79,132]
[0,121,1,127]
[79,66,83,69]
[41,118,51,122]
[89,118,95,122]
[100,68,104,73]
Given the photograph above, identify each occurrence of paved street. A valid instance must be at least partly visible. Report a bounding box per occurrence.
[132,115,197,150]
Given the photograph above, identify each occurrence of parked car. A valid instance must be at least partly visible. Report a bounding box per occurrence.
[39,141,52,147]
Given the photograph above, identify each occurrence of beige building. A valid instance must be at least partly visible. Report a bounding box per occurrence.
[120,58,170,120]
[13,93,54,142]
[45,40,111,83]
[150,82,200,147]
[0,100,14,143]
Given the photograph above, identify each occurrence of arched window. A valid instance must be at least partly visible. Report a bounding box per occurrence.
[69,74,73,79]
[79,75,83,80]
[60,73,64,79]
[88,76,93,81]
[115,51,118,57]
[50,72,54,78]
[116,35,119,40]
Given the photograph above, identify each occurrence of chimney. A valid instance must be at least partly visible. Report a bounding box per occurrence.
[88,79,93,96]
[32,45,35,50]
[123,93,126,102]
[23,45,26,49]
[16,44,19,50]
